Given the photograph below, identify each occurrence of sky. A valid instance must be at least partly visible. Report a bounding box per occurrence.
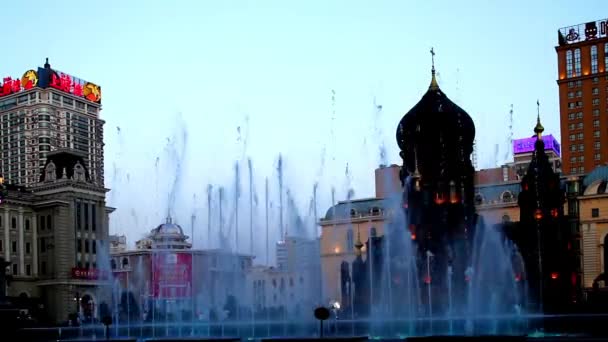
[1,1,604,262]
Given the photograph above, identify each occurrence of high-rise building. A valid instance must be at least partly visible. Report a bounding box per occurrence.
[556,19,608,175]
[0,59,104,187]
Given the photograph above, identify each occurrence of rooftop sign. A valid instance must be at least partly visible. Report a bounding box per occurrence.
[0,66,101,103]
[513,134,560,157]
[559,19,608,45]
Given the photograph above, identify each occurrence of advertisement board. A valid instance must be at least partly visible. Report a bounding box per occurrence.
[512,134,560,157]
[152,252,192,298]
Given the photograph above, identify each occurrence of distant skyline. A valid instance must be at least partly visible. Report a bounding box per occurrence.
[3,1,604,259]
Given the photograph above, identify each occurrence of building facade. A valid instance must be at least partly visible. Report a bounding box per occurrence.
[556,19,608,175]
[1,151,113,324]
[0,59,104,187]
[110,219,253,322]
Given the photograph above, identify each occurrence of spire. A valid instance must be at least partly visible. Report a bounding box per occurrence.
[534,99,544,139]
[429,47,439,90]
[44,58,50,69]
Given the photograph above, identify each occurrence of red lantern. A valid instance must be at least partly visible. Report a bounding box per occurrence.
[515,273,522,282]
[551,272,559,280]
[434,193,445,205]
[411,233,416,240]
[551,208,558,218]
[424,276,432,284]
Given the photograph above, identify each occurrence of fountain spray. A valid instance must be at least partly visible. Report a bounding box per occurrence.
[235,162,240,252]
[265,178,269,266]
[248,158,254,255]
[277,154,284,241]
[207,185,213,248]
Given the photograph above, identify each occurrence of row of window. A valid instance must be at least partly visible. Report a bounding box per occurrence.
[0,239,32,254]
[569,131,603,141]
[0,215,51,230]
[568,120,602,130]
[567,87,608,99]
[569,142,602,151]
[565,44,608,78]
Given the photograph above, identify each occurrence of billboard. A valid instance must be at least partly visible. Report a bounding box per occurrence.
[559,19,608,45]
[71,267,110,280]
[513,134,560,157]
[152,252,192,299]
[0,66,101,103]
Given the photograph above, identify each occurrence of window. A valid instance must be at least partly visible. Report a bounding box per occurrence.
[346,229,354,252]
[25,219,29,230]
[577,101,583,107]
[570,145,576,152]
[25,242,30,254]
[569,123,575,130]
[77,239,82,253]
[84,240,89,253]
[46,215,51,230]
[11,217,16,229]
[592,208,599,218]
[577,112,583,119]
[593,98,600,106]
[594,120,600,127]
[578,133,584,140]
[595,153,601,161]
[0,240,2,252]
[12,264,17,275]
[594,131,600,138]
[579,156,584,163]
[25,264,31,276]
[593,76,599,84]
[579,166,585,173]
[570,157,576,164]
[574,48,581,75]
[568,113,575,120]
[570,167,576,174]
[92,240,96,254]
[569,134,576,141]
[40,238,46,253]
[591,45,598,74]
[593,109,600,117]
[566,50,573,77]
[501,191,513,203]
[568,102,575,109]
[579,144,584,152]
[41,262,46,275]
[577,80,582,87]
[568,91,574,99]
[576,90,582,97]
[593,88,599,95]
[595,142,601,150]
[568,81,575,88]
[11,241,16,253]
[577,122,583,129]
[605,44,608,73]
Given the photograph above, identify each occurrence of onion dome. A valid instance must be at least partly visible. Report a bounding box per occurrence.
[153,216,184,236]
[396,50,475,179]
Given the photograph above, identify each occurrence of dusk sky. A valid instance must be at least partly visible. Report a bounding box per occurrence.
[2,1,603,261]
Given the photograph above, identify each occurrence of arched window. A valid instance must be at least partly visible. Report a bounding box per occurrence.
[110,259,117,270]
[349,208,357,218]
[346,228,354,252]
[566,50,573,77]
[474,193,484,205]
[122,257,129,268]
[598,181,607,194]
[591,45,598,74]
[502,214,511,224]
[370,207,381,216]
[574,48,581,76]
[501,191,513,203]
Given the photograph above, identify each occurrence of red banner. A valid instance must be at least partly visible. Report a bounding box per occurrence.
[152,252,192,298]
[72,267,109,280]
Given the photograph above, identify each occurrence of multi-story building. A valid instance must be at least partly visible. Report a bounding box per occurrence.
[0,59,104,187]
[110,219,253,322]
[556,19,608,175]
[0,151,113,324]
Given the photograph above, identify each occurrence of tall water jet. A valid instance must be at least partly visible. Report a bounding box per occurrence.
[277,154,284,241]
[234,162,241,252]
[248,158,254,255]
[219,187,224,249]
[207,185,213,248]
[265,178,269,265]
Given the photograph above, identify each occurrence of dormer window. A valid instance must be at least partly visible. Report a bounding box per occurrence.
[501,191,514,203]
[349,209,358,218]
[474,193,483,205]
[370,207,381,216]
[74,162,85,182]
[45,161,56,182]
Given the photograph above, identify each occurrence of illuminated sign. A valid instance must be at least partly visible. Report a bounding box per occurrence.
[0,66,101,103]
[513,134,561,157]
[71,267,109,280]
[559,19,608,45]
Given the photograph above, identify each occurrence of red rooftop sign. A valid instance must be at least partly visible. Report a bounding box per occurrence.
[0,66,101,103]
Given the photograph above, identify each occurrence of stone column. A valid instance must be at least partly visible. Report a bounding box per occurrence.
[32,214,38,276]
[18,208,24,275]
[3,207,9,261]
